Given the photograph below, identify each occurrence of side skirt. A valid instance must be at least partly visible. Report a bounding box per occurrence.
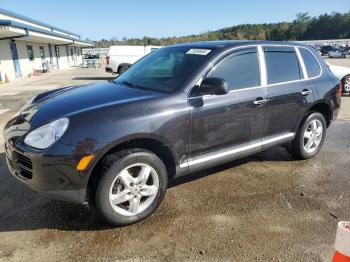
[177,132,295,174]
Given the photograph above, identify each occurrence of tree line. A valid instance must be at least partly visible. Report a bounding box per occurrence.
[94,12,350,48]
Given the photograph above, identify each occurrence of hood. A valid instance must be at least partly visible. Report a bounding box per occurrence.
[21,81,163,128]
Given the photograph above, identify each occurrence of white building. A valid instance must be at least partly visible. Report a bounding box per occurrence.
[0,8,94,82]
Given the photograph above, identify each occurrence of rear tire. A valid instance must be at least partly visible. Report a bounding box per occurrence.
[118,66,129,74]
[342,75,350,95]
[288,112,326,160]
[95,149,168,226]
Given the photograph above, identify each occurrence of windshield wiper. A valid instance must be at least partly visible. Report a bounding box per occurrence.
[122,80,158,92]
[122,80,136,88]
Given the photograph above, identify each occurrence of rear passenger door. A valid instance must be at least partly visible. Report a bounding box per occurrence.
[263,46,314,143]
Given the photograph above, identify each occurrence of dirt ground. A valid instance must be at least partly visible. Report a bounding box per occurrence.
[0,60,349,262]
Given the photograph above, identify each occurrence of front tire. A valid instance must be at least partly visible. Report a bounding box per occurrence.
[288,112,326,160]
[95,149,168,226]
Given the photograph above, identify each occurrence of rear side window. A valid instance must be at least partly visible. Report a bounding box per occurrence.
[264,46,302,84]
[299,48,321,78]
[207,47,260,90]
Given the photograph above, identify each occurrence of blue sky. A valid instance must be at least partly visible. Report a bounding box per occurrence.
[0,0,348,40]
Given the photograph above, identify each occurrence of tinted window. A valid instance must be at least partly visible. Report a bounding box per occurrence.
[264,46,302,84]
[299,48,321,78]
[207,47,260,90]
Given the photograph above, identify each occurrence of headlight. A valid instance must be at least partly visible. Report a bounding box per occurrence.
[24,118,69,149]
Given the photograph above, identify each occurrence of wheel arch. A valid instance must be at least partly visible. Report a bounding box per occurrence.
[117,63,132,74]
[87,135,177,197]
[306,102,332,127]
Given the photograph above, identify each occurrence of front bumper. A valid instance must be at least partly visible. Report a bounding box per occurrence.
[4,140,88,203]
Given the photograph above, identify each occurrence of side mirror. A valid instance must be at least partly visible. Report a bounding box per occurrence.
[199,77,229,96]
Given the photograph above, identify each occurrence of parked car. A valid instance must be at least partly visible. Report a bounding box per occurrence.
[82,53,101,68]
[320,45,332,56]
[4,41,341,226]
[105,45,160,74]
[328,48,348,58]
[327,62,350,95]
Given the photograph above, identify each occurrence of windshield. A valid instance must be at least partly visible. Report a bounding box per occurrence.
[114,46,213,92]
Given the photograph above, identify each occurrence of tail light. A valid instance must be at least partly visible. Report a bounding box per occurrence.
[338,81,343,96]
[105,56,110,65]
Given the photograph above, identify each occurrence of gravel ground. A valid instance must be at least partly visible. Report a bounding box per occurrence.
[0,62,349,262]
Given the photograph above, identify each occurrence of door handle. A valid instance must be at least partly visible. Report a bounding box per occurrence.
[301,89,312,96]
[253,98,269,105]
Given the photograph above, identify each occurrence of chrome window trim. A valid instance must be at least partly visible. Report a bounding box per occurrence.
[257,45,267,86]
[180,132,294,168]
[188,44,324,98]
[295,46,308,79]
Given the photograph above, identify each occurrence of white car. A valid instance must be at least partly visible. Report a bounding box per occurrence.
[328,49,348,58]
[105,45,160,74]
[327,62,350,94]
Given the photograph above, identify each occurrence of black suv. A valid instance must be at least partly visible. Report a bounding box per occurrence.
[4,41,341,226]
[320,45,332,56]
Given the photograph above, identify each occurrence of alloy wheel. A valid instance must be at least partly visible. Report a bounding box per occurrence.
[109,163,159,216]
[303,119,323,154]
[344,77,350,93]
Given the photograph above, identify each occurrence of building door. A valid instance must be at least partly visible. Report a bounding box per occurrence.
[66,46,70,66]
[48,44,53,65]
[9,41,22,78]
[55,46,60,69]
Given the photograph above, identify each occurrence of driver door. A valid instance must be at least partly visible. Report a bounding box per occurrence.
[186,47,268,172]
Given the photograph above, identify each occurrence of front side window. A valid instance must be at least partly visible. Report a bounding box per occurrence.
[26,45,34,61]
[114,47,214,93]
[39,46,45,60]
[264,46,302,84]
[207,47,260,91]
[299,48,321,78]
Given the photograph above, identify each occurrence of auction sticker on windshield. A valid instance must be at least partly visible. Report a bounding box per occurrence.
[186,49,211,55]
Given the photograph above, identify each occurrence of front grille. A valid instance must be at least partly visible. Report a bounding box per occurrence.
[12,151,33,180]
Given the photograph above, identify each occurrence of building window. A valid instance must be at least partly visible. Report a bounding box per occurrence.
[70,48,74,57]
[39,46,45,60]
[26,45,34,61]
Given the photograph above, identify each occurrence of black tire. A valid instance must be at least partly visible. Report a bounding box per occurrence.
[118,66,128,74]
[342,75,350,95]
[95,149,168,226]
[288,112,327,160]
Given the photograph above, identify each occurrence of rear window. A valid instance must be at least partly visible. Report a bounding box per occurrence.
[264,46,302,85]
[299,48,321,78]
